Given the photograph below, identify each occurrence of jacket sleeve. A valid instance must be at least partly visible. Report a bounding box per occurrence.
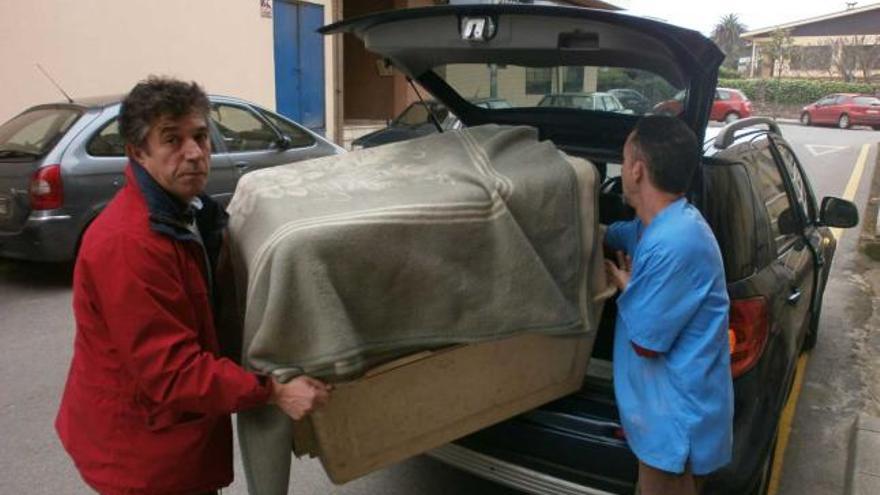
[88,232,270,417]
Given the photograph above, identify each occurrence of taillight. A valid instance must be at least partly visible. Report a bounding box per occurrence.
[29,164,64,210]
[728,297,769,378]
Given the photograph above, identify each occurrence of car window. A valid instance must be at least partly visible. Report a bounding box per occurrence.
[854,96,880,106]
[834,95,850,105]
[394,103,450,126]
[752,142,798,252]
[88,117,223,157]
[210,103,278,152]
[773,142,816,222]
[0,107,80,157]
[818,96,835,105]
[435,64,679,117]
[87,119,125,157]
[717,90,730,100]
[257,109,316,148]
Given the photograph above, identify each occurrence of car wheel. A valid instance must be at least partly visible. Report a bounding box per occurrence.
[724,112,741,124]
[800,112,812,126]
[838,114,850,129]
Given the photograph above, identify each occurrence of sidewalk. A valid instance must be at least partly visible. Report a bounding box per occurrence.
[847,415,880,494]
[848,140,880,495]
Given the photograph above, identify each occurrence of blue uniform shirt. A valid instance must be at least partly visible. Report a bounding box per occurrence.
[606,198,733,475]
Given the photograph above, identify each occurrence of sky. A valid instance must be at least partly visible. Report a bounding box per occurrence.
[613,0,873,36]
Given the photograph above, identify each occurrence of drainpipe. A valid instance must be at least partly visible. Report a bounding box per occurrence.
[750,42,757,78]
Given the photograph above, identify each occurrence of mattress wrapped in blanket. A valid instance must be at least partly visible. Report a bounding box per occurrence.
[225,124,609,494]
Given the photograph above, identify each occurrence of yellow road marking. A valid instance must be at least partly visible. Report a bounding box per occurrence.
[767,354,809,494]
[768,143,873,494]
[831,143,872,240]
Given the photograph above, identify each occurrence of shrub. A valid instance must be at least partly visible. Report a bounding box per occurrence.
[717,78,877,105]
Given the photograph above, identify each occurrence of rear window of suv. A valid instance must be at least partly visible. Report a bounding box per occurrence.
[0,107,80,158]
[434,64,681,117]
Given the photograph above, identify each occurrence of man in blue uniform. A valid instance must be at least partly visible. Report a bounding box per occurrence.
[604,116,733,495]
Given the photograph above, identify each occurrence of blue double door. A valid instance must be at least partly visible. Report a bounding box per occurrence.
[273,0,325,134]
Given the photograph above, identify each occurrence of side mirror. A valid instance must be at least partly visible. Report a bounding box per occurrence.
[819,196,859,228]
[276,135,292,150]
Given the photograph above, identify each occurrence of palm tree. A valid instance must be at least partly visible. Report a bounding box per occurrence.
[712,14,748,70]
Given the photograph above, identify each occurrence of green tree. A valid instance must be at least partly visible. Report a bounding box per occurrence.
[711,14,748,70]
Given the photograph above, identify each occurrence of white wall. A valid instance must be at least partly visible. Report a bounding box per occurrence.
[0,0,339,140]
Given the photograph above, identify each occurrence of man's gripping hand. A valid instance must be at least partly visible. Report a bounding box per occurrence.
[268,376,332,420]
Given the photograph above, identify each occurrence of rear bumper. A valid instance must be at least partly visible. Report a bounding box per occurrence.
[0,213,78,262]
[428,443,616,495]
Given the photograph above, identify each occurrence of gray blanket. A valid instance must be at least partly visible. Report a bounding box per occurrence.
[225,125,607,494]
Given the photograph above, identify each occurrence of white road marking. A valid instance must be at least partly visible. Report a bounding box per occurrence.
[804,144,849,157]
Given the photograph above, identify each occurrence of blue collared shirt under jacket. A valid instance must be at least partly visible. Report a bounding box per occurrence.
[605,197,733,475]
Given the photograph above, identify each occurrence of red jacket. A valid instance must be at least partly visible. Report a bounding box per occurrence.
[56,164,270,495]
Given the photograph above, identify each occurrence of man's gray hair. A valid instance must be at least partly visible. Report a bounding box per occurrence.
[119,76,210,151]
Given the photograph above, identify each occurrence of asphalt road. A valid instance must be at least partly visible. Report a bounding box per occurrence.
[0,123,878,495]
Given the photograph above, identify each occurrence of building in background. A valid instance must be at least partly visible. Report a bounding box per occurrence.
[0,0,339,139]
[740,2,880,81]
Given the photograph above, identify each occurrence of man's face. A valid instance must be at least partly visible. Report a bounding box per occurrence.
[130,112,211,203]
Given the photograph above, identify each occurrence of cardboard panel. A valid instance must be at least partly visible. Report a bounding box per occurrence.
[293,331,594,483]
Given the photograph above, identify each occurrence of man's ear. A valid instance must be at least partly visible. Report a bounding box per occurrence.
[125,143,147,164]
[631,158,646,184]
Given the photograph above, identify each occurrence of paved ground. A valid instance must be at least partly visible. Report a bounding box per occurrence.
[0,123,878,495]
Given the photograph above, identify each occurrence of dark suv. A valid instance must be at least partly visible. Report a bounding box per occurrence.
[324,5,858,494]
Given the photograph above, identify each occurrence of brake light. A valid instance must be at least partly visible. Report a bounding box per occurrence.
[728,297,769,378]
[29,164,64,210]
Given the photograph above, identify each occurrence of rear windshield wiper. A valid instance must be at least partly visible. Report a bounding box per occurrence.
[0,149,41,159]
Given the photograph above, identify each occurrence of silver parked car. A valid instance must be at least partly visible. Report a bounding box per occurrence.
[0,94,344,262]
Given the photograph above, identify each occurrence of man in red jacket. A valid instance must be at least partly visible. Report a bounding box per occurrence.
[56,76,330,495]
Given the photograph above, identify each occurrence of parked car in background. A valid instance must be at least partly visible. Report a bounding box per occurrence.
[654,87,753,123]
[0,95,344,262]
[351,97,511,149]
[607,88,651,114]
[326,5,858,494]
[537,91,632,113]
[800,93,880,130]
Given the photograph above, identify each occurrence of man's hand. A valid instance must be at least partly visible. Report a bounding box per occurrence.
[268,376,332,420]
[604,250,633,291]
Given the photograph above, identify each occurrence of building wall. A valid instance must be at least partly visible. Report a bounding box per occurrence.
[0,0,339,139]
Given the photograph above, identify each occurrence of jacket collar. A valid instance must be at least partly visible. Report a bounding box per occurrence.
[126,162,227,243]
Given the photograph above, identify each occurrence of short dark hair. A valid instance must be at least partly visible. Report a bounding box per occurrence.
[628,116,699,194]
[119,76,210,150]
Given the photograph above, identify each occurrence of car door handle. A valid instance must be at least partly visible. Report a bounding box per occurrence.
[234,161,250,171]
[787,289,802,305]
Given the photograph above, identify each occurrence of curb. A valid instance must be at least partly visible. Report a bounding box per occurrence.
[859,142,880,260]
[845,415,880,495]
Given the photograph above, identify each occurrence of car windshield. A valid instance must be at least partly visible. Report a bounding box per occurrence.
[394,102,451,126]
[854,96,880,106]
[433,64,682,116]
[0,107,81,158]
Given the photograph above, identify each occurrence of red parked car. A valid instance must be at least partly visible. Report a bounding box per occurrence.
[653,87,753,123]
[800,93,880,130]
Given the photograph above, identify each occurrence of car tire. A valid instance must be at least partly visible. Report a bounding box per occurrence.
[724,112,741,124]
[800,112,812,126]
[838,114,850,129]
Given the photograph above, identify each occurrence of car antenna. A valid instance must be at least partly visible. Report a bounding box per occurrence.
[406,77,444,133]
[35,63,74,103]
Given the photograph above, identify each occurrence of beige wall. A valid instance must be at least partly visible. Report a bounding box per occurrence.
[0,0,340,141]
